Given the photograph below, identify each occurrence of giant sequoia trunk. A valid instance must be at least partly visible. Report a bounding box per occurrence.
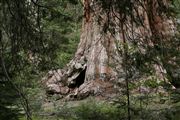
[44,0,176,100]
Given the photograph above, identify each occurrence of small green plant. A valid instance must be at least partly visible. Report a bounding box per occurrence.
[144,77,159,88]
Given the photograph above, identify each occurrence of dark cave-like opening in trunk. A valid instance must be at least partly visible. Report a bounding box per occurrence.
[76,67,86,87]
[68,67,87,88]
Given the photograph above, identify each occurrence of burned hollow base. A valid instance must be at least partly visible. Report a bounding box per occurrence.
[44,56,119,101]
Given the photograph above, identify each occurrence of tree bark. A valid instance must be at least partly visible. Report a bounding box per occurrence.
[44,0,176,100]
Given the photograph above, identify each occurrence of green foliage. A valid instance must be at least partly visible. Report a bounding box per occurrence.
[0,81,20,120]
[50,99,122,120]
[0,0,82,119]
[128,82,138,90]
[170,90,180,103]
[40,0,82,68]
[144,77,159,88]
[73,101,121,120]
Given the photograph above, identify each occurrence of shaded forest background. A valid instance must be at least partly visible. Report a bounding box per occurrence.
[0,0,82,119]
[0,0,180,120]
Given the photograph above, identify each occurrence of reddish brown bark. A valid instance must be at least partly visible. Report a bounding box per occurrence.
[84,0,91,22]
[44,0,176,100]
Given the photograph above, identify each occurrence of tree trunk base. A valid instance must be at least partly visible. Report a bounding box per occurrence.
[43,58,119,100]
